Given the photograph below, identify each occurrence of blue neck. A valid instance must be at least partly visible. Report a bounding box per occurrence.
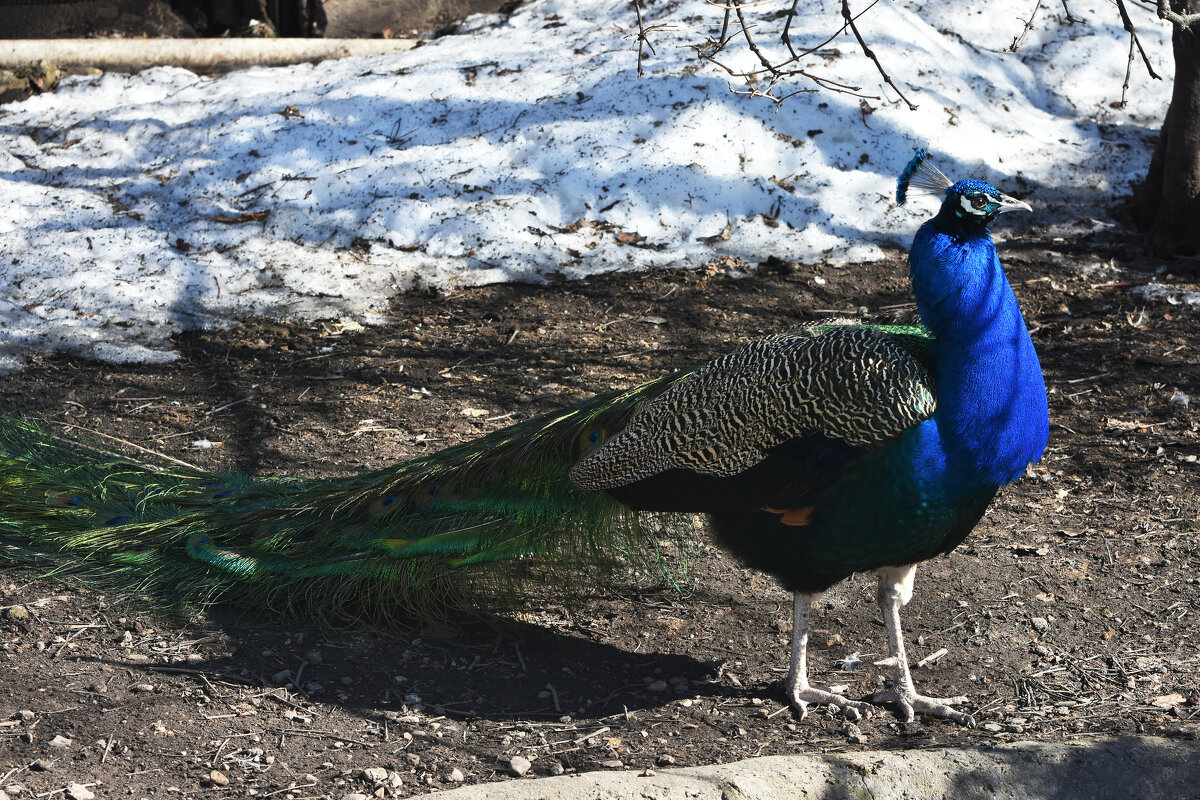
[909,216,1049,487]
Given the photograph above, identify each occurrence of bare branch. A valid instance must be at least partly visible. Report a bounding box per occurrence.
[1118,27,1136,107]
[1009,0,1043,52]
[691,0,904,106]
[780,0,803,59]
[783,0,879,63]
[1060,0,1082,24]
[630,0,677,78]
[1117,0,1162,84]
[841,0,917,110]
[1158,0,1200,28]
[703,0,777,9]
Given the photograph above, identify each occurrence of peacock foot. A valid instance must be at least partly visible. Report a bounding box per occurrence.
[867,688,975,727]
[790,686,874,720]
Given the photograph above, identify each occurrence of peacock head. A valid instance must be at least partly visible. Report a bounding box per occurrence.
[897,149,1030,230]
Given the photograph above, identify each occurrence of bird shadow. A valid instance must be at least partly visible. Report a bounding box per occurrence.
[80,597,773,724]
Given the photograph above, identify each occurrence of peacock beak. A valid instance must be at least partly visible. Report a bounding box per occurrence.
[996,193,1032,214]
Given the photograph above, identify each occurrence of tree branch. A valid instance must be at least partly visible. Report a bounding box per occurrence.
[1008,0,1043,52]
[1158,0,1200,28]
[841,0,917,110]
[1117,0,1162,84]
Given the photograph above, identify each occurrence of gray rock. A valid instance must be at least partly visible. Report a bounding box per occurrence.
[410,738,1200,800]
[361,767,388,783]
[64,785,93,800]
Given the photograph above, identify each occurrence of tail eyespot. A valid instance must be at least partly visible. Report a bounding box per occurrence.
[580,427,607,451]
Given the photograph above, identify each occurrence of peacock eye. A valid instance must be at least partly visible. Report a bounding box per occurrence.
[970,195,987,209]
[589,430,600,444]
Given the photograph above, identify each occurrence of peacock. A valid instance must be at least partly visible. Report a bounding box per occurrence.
[0,151,1047,726]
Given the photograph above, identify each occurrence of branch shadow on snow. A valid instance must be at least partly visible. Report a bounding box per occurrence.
[0,48,1151,371]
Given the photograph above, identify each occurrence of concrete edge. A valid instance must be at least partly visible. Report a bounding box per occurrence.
[0,39,417,71]
[415,736,1200,799]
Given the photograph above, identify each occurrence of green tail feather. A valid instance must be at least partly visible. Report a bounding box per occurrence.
[0,373,693,621]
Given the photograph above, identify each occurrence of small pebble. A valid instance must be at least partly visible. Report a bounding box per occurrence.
[207,771,229,787]
[303,774,319,784]
[129,683,155,693]
[4,606,28,621]
[361,767,388,783]
[549,762,564,776]
[17,710,35,721]
[1170,391,1189,407]
[30,760,52,772]
[656,754,675,766]
[0,788,9,800]
[508,755,531,776]
[981,722,1003,733]
[49,735,73,749]
[305,650,324,666]
[600,759,623,769]
[842,706,863,722]
[646,680,668,693]
[641,769,657,777]
[1031,617,1049,632]
[65,785,94,800]
[447,768,464,783]
[844,723,866,744]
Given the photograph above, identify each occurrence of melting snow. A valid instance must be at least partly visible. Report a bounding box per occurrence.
[0,0,1173,370]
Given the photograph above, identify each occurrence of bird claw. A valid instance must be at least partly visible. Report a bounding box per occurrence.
[867,689,975,727]
[790,686,874,720]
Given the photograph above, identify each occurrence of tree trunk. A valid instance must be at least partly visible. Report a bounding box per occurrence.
[1131,0,1200,258]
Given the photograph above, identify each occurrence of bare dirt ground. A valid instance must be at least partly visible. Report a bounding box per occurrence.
[0,233,1198,799]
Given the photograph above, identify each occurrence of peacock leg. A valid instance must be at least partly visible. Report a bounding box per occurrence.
[868,565,975,726]
[787,591,873,719]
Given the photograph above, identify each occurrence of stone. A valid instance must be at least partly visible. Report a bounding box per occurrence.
[447,768,464,782]
[360,767,388,783]
[207,771,229,787]
[508,755,531,776]
[65,784,94,800]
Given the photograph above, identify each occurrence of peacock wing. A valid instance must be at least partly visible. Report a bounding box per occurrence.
[568,326,936,491]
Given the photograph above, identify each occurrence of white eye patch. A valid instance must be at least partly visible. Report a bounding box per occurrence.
[959,194,987,216]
